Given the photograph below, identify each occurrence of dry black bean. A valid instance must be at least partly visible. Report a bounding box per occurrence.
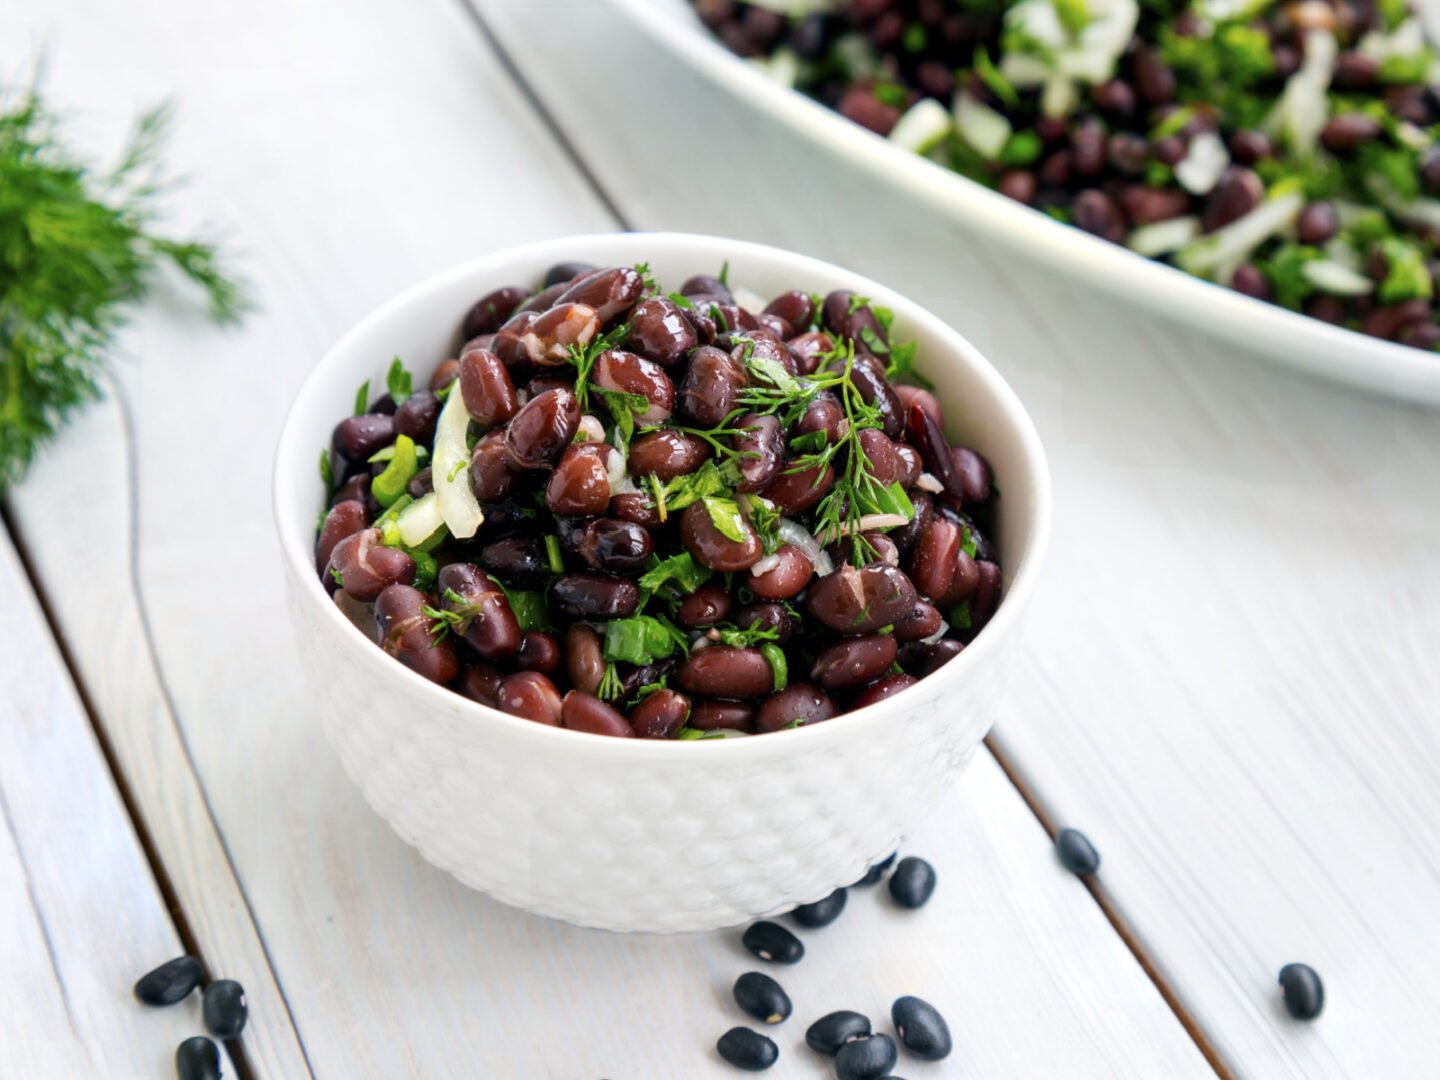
[806,1010,872,1056]
[742,921,804,964]
[203,979,248,1040]
[1055,828,1100,875]
[891,996,951,1061]
[855,852,896,887]
[888,856,937,908]
[835,1032,898,1080]
[134,956,203,1006]
[791,887,846,928]
[734,972,792,1025]
[716,1027,779,1071]
[1278,963,1324,1021]
[176,1036,222,1080]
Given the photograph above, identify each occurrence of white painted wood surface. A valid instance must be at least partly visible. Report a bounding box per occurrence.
[0,529,238,1079]
[471,2,1440,1075]
[0,1,1218,1077]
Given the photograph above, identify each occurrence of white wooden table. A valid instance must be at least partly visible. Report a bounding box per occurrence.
[3,1,1437,1076]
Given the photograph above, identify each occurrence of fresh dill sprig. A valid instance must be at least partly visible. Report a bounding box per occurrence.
[0,86,248,486]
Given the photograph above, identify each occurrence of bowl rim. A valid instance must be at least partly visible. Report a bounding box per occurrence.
[273,230,1052,759]
[611,0,1440,405]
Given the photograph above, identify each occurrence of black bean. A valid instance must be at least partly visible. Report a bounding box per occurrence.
[891,996,952,1060]
[835,1032,898,1080]
[742,920,804,964]
[1055,827,1100,875]
[203,979,248,1040]
[791,887,847,928]
[806,1010,872,1056]
[175,1036,222,1080]
[888,856,936,908]
[134,956,203,1006]
[734,971,792,1024]
[543,260,595,287]
[717,1026,779,1071]
[551,573,639,620]
[855,852,896,887]
[1278,963,1325,1021]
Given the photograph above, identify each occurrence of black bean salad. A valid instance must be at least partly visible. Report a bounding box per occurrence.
[315,260,1001,738]
[695,0,1440,350]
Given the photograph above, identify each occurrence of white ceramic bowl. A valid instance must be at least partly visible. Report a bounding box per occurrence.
[274,232,1051,932]
[613,0,1440,406]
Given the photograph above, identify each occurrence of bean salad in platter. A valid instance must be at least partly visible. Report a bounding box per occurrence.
[315,260,1001,739]
[695,0,1440,351]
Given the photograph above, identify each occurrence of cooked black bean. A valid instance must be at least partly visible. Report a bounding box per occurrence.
[891,996,951,1061]
[551,573,639,620]
[678,345,746,426]
[437,564,521,660]
[561,690,635,738]
[677,646,774,698]
[742,921,804,964]
[504,387,579,470]
[681,501,761,572]
[736,601,802,645]
[732,412,783,492]
[807,564,918,635]
[333,413,394,463]
[1278,963,1325,1020]
[376,585,460,684]
[628,429,710,480]
[176,1036,222,1080]
[543,260,595,287]
[629,688,691,739]
[481,536,550,588]
[855,852,896,887]
[852,673,919,709]
[470,429,518,503]
[676,582,734,629]
[329,529,415,602]
[901,637,965,677]
[203,979,248,1040]
[462,284,528,339]
[806,1010,872,1055]
[592,349,674,423]
[811,636,898,691]
[315,500,369,574]
[1055,828,1101,875]
[554,266,644,323]
[516,630,561,674]
[755,683,836,733]
[747,545,813,601]
[734,972,792,1025]
[495,671,562,725]
[888,856,937,908]
[575,517,654,573]
[627,296,699,366]
[835,1032,898,1080]
[791,887,847,928]
[458,348,518,428]
[134,956,203,1006]
[393,390,441,445]
[716,1027,779,1071]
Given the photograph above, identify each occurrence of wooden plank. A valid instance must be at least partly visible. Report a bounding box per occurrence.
[0,527,237,1078]
[4,0,1209,1075]
[469,2,1440,1074]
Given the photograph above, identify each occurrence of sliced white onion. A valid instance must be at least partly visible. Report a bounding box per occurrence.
[1302,260,1375,296]
[1175,132,1229,196]
[1176,189,1305,284]
[889,98,952,154]
[605,447,628,494]
[432,387,484,539]
[1271,30,1336,157]
[779,518,834,577]
[1040,75,1079,120]
[914,472,945,494]
[1127,216,1201,257]
[1358,18,1425,61]
[740,0,837,12]
[576,414,605,442]
[732,285,767,315]
[396,492,446,548]
[921,619,950,645]
[954,91,1012,160]
[749,552,783,577]
[855,513,910,532]
[750,47,801,88]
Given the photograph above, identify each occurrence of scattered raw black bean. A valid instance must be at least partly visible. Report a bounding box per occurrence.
[888,857,936,909]
[742,921,805,964]
[791,888,847,929]
[855,852,896,887]
[203,979,249,1040]
[1278,963,1324,1021]
[891,996,952,1060]
[717,1026,780,1071]
[806,1010,872,1056]
[734,972,793,1025]
[1055,828,1101,875]
[134,956,203,1006]
[835,1032,898,1080]
[175,1036,222,1080]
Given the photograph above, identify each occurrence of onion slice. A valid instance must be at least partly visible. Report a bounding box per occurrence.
[432,388,484,539]
[779,518,834,577]
[396,492,446,548]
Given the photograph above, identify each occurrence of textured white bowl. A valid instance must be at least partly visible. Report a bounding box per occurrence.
[273,232,1051,932]
[614,0,1440,406]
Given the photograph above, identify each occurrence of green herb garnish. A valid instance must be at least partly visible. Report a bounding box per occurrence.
[386,357,413,405]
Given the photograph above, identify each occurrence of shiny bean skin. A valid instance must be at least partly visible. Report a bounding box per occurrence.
[525,374,574,397]
[904,638,964,677]
[628,429,711,480]
[316,500,369,574]
[756,683,837,733]
[407,466,434,499]
[629,689,692,739]
[688,699,756,733]
[760,460,834,515]
[609,491,663,528]
[374,584,459,685]
[504,388,580,470]
[893,601,942,642]
[517,281,569,315]
[847,353,904,438]
[437,563,522,660]
[969,560,1002,634]
[566,624,605,695]
[736,601,802,645]
[787,331,835,376]
[822,289,889,353]
[906,403,959,497]
[893,443,922,488]
[491,309,538,368]
[332,413,395,464]
[429,358,460,391]
[796,392,844,444]
[546,443,612,516]
[456,662,503,707]
[627,297,699,367]
[328,529,415,602]
[733,332,798,377]
[458,349,519,427]
[754,312,793,341]
[676,646,775,698]
[480,536,549,588]
[806,563,918,635]
[811,635,898,691]
[561,691,635,737]
[852,672,918,709]
[765,289,815,330]
[495,671,563,725]
[680,501,762,572]
[941,549,980,607]
[551,573,640,619]
[592,349,675,423]
[858,428,905,486]
[519,303,601,366]
[681,274,732,301]
[678,346,747,426]
[470,429,519,502]
[516,631,561,675]
[576,517,655,573]
[908,517,961,603]
[676,583,734,629]
[555,266,645,323]
[330,472,371,509]
[733,413,783,492]
[394,390,441,445]
[891,490,933,553]
[747,544,813,601]
[543,261,596,288]
[936,504,998,563]
[462,285,528,339]
[856,532,899,567]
